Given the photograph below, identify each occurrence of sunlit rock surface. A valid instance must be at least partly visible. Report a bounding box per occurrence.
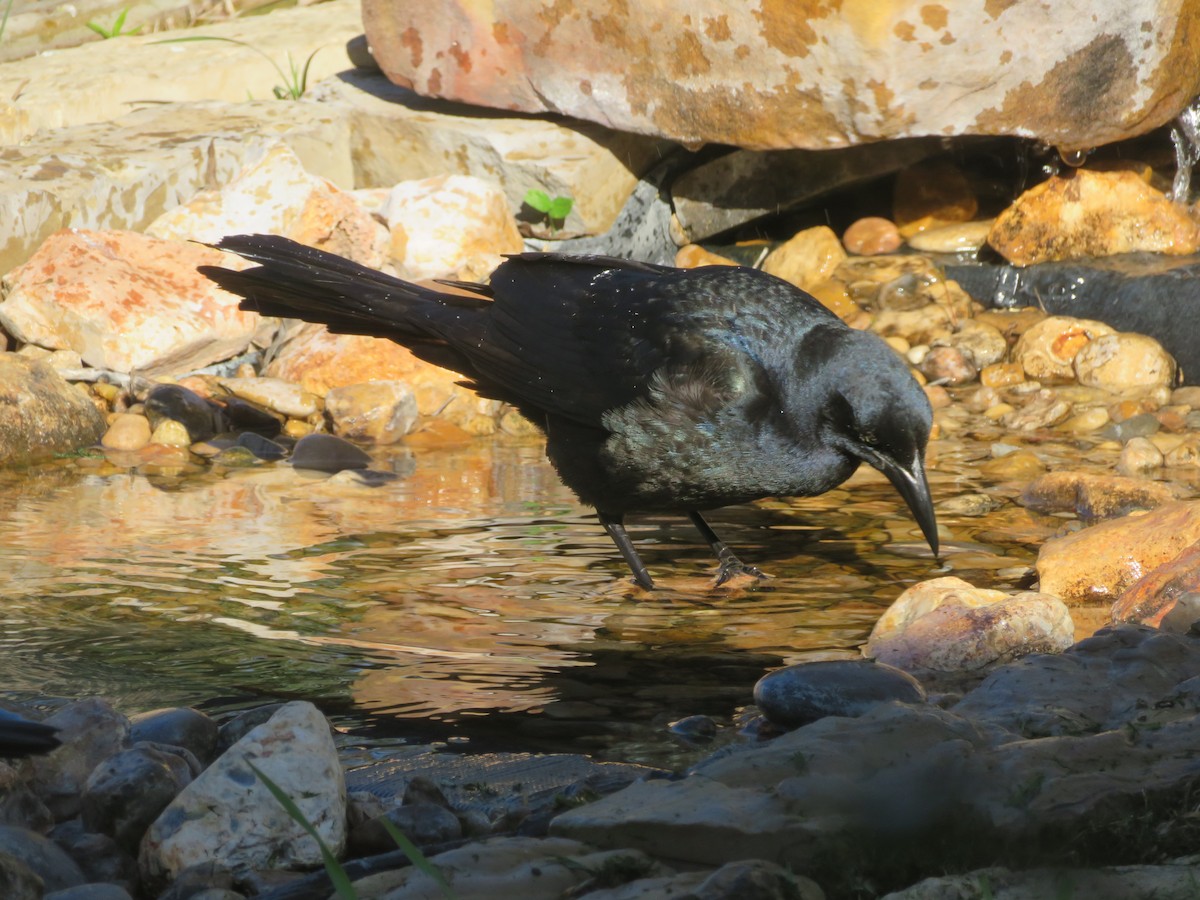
[364,0,1200,151]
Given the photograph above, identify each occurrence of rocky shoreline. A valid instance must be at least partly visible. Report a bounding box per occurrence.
[4,1,1200,898]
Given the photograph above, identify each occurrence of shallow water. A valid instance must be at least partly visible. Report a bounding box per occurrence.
[0,426,1109,767]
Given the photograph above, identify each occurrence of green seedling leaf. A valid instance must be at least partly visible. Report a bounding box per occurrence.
[377,817,458,900]
[248,761,358,900]
[523,189,552,213]
[547,196,574,221]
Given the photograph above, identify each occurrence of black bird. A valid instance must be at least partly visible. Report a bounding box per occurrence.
[0,709,61,758]
[201,235,938,589]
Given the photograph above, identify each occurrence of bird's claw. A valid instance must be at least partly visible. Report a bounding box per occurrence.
[713,559,768,587]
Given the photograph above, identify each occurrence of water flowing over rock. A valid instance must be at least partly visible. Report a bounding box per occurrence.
[363,0,1200,151]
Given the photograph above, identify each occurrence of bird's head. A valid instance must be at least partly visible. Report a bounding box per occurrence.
[817,330,939,556]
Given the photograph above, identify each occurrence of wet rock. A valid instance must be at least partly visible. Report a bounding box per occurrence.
[936,493,1002,517]
[893,158,978,237]
[364,836,664,899]
[953,625,1200,734]
[233,433,287,462]
[1057,406,1110,434]
[31,699,129,821]
[760,226,846,291]
[325,381,419,445]
[906,220,993,254]
[266,325,503,434]
[44,885,135,900]
[0,354,107,465]
[350,802,463,856]
[289,433,373,473]
[148,420,191,449]
[1020,471,1181,519]
[868,576,1074,673]
[129,709,219,766]
[1012,316,1115,383]
[667,715,719,744]
[48,821,136,894]
[753,659,926,730]
[101,415,152,453]
[988,170,1200,265]
[217,377,318,420]
[139,701,345,888]
[1037,500,1200,604]
[0,231,268,376]
[82,745,193,852]
[977,449,1047,482]
[938,320,1007,371]
[383,175,523,281]
[1073,332,1177,391]
[919,346,976,385]
[143,385,220,443]
[210,446,261,468]
[1112,540,1200,627]
[979,362,1025,389]
[217,397,283,437]
[1118,436,1166,474]
[153,860,234,900]
[148,143,386,268]
[0,825,86,892]
[1165,435,1200,466]
[1099,410,1162,442]
[686,860,823,900]
[364,1,1200,151]
[842,217,901,255]
[882,865,1200,900]
[999,390,1072,431]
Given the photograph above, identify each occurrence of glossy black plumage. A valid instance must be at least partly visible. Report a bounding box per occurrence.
[201,235,938,589]
[0,709,60,758]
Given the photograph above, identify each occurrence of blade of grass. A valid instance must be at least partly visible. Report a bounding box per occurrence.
[155,35,297,97]
[247,761,358,900]
[377,817,458,900]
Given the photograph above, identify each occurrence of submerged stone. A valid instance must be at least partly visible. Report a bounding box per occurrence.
[753,659,926,730]
[289,433,372,472]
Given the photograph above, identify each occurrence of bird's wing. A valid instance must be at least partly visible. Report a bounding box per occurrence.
[452,256,837,428]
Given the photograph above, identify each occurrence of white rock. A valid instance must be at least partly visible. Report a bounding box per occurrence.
[139,701,345,883]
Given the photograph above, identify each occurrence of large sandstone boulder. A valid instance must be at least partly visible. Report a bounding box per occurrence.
[363,0,1200,151]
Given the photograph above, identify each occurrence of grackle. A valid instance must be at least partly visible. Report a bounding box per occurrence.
[201,235,938,589]
[0,709,60,758]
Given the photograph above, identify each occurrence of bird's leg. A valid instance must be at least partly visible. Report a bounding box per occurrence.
[688,512,767,586]
[598,512,655,590]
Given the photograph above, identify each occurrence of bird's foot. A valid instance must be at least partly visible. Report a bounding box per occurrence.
[713,557,768,588]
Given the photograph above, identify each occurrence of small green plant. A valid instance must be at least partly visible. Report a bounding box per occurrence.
[155,35,318,99]
[87,7,141,39]
[249,761,458,900]
[523,189,574,232]
[248,762,357,899]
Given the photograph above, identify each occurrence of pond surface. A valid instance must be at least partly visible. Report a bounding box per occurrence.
[0,424,1108,767]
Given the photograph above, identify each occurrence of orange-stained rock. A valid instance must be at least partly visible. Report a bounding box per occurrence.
[0,230,271,376]
[674,245,738,268]
[893,159,978,237]
[988,170,1200,265]
[1021,471,1182,519]
[1012,316,1115,383]
[1112,540,1200,626]
[761,226,846,291]
[842,217,901,255]
[362,1,1200,151]
[265,324,503,435]
[1038,501,1200,605]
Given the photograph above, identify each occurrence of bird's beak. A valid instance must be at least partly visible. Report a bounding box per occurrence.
[878,452,939,557]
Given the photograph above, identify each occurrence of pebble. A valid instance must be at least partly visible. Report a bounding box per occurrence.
[842,217,902,255]
[149,419,192,448]
[893,158,978,237]
[980,362,1026,388]
[236,432,288,461]
[1073,332,1177,391]
[1012,316,1115,382]
[144,384,218,442]
[1165,436,1200,467]
[1058,407,1110,434]
[1000,390,1072,430]
[211,446,261,467]
[325,381,419,445]
[906,220,994,253]
[1098,412,1161,443]
[978,450,1046,481]
[674,244,737,268]
[920,346,976,385]
[761,225,847,290]
[753,659,925,730]
[101,413,151,451]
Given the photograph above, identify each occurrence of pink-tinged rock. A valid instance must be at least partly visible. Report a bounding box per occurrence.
[381,175,523,281]
[1112,540,1200,626]
[0,230,271,376]
[1037,501,1200,605]
[988,170,1200,265]
[265,324,503,435]
[363,1,1200,151]
[147,143,386,268]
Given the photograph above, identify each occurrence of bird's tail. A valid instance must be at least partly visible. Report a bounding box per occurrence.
[199,234,490,346]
